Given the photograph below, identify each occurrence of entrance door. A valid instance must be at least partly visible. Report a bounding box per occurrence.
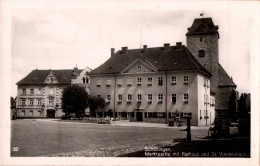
[136,112,143,121]
[47,109,55,118]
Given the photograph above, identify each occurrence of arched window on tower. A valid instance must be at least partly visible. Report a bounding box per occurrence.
[198,50,205,57]
[83,77,86,83]
[86,77,89,83]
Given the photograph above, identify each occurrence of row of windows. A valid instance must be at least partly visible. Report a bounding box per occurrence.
[97,112,192,119]
[21,99,43,106]
[20,98,58,106]
[20,110,42,116]
[102,93,189,103]
[97,76,190,87]
[21,88,59,95]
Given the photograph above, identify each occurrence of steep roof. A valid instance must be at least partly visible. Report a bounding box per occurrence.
[17,69,83,85]
[218,64,236,87]
[186,17,219,38]
[89,45,212,77]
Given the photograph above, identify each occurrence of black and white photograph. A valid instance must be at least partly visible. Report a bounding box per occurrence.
[0,0,259,165]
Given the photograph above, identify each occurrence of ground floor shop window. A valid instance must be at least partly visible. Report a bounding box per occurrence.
[147,112,153,118]
[145,112,168,118]
[158,112,166,118]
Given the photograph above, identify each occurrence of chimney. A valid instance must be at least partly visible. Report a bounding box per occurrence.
[164,43,170,50]
[176,42,182,49]
[111,48,115,56]
[122,47,128,54]
[143,45,147,53]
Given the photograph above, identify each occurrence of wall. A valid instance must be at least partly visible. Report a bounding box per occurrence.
[218,87,233,110]
[71,67,91,94]
[187,34,219,108]
[197,74,212,126]
[89,70,201,125]
[17,84,66,118]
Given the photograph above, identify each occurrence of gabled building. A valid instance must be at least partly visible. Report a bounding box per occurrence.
[88,16,236,126]
[88,43,215,126]
[16,67,91,118]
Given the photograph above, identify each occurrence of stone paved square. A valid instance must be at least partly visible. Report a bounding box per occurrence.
[11,119,209,157]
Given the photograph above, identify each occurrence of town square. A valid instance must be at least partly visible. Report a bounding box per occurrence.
[1,0,259,166]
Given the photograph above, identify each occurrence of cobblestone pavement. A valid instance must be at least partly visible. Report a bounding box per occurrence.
[11,119,209,157]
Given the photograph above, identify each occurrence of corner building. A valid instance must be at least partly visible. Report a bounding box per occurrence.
[89,43,215,126]
[16,67,91,118]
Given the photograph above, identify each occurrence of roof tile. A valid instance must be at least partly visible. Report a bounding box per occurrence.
[89,45,212,76]
[17,69,83,85]
[186,18,219,38]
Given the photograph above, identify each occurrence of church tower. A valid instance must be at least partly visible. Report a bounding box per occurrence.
[186,17,220,98]
[186,17,237,112]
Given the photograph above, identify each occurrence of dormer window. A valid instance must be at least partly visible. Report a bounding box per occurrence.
[198,50,205,57]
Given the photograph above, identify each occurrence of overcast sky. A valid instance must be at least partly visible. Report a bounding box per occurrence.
[11,1,252,97]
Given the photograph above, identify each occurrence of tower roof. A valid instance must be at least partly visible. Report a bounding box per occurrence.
[186,17,219,38]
